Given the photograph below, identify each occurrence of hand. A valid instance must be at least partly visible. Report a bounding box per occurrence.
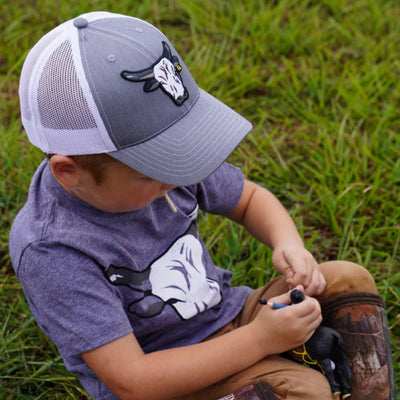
[251,288,322,355]
[272,245,326,296]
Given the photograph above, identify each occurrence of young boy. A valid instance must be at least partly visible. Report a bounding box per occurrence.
[10,11,394,400]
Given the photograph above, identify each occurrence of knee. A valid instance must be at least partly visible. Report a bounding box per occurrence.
[280,366,332,400]
[318,261,378,300]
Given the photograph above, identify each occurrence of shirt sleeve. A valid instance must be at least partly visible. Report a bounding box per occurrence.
[17,241,133,359]
[194,162,244,215]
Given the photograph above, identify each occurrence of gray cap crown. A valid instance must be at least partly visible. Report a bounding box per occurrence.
[19,11,252,185]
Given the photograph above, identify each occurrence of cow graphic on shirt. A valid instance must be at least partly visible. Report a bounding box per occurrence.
[105,225,222,320]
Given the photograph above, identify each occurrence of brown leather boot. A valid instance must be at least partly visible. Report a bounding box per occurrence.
[321,292,396,400]
[216,381,277,400]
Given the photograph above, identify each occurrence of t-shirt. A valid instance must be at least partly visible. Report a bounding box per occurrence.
[9,160,252,399]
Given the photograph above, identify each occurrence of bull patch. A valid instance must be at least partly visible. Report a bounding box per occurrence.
[105,224,222,320]
[121,41,189,106]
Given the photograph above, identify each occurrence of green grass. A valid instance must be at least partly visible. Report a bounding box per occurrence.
[1,0,399,397]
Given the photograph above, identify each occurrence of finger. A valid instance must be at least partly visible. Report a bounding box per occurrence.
[267,289,293,306]
[291,297,321,319]
[292,284,305,293]
[314,268,326,294]
[298,256,317,289]
[291,254,319,293]
[273,255,294,282]
[304,312,323,336]
[261,285,304,309]
[283,252,309,287]
[285,300,322,342]
[304,265,326,296]
[297,312,322,342]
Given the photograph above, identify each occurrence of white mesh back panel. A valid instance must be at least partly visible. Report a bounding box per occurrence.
[19,16,117,155]
[38,40,97,130]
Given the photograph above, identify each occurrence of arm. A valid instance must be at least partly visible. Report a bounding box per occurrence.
[82,289,321,400]
[226,180,326,295]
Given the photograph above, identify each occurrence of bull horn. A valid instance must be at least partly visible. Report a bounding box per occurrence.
[121,70,155,82]
[162,41,172,59]
[107,264,150,285]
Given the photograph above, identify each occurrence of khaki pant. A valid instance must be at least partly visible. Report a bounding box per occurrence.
[183,261,378,400]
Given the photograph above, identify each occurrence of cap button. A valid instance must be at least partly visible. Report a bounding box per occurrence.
[73,18,89,29]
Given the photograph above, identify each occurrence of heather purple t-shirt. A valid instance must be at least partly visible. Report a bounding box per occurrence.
[9,160,252,399]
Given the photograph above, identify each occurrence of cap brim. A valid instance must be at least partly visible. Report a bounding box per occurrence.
[108,89,252,186]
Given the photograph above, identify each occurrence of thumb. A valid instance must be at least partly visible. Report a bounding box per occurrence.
[266,285,305,307]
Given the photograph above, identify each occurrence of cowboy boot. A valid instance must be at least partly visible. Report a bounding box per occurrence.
[216,381,277,400]
[321,292,396,400]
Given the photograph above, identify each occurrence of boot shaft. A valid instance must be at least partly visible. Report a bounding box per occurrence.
[321,292,396,400]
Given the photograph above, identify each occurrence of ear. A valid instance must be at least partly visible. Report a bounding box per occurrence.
[49,155,80,188]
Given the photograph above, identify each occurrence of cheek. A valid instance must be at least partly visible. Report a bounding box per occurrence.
[134,182,161,196]
[125,182,163,205]
[99,177,166,212]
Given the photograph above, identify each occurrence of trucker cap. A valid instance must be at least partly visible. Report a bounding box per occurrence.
[19,11,252,185]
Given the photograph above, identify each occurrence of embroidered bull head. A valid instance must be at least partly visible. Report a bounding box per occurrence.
[121,41,189,106]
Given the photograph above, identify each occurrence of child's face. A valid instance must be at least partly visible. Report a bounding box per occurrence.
[67,160,176,213]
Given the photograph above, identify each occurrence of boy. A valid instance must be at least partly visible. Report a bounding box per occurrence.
[10,11,394,400]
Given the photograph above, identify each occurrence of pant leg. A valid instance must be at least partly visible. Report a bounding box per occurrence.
[181,261,379,400]
[316,260,378,301]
